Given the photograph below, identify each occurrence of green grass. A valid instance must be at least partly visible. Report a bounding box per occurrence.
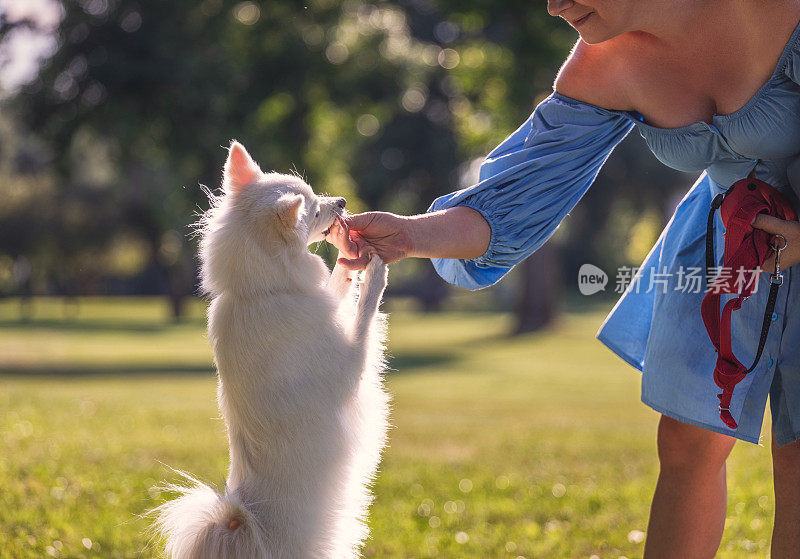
[0,297,775,558]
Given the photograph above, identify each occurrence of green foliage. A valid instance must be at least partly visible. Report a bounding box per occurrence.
[0,297,777,557]
[2,1,584,294]
[2,1,698,312]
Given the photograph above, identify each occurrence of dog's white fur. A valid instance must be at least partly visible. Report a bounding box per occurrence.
[152,141,390,558]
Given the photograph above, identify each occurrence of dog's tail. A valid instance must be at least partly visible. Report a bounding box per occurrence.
[150,470,271,559]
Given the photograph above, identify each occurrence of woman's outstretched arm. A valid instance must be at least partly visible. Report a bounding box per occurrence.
[329,207,491,270]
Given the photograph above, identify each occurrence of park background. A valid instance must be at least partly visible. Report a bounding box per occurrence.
[0,0,777,557]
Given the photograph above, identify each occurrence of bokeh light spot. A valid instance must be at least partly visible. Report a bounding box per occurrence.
[434,21,459,43]
[233,2,260,25]
[462,46,485,68]
[81,0,109,17]
[438,48,460,69]
[356,114,379,136]
[627,530,646,544]
[401,87,426,112]
[325,42,349,64]
[120,11,142,33]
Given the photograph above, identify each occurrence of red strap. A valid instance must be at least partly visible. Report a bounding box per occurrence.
[701,178,797,430]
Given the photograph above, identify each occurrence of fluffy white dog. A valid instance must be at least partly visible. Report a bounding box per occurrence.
[152,141,390,558]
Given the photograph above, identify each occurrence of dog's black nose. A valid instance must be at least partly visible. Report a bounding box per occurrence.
[335,197,346,209]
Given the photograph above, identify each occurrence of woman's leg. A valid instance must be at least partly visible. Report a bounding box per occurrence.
[770,431,800,558]
[643,415,736,559]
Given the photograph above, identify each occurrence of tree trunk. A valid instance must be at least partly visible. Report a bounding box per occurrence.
[165,249,195,322]
[168,289,185,321]
[417,265,449,312]
[513,242,560,334]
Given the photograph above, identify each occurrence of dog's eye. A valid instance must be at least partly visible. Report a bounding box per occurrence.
[315,211,320,218]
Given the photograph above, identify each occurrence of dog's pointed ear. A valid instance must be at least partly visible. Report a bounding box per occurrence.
[276,193,305,228]
[224,141,261,194]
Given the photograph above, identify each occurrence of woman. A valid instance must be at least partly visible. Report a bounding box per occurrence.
[329,1,800,557]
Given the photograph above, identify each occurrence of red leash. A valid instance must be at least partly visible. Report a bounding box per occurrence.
[701,178,796,430]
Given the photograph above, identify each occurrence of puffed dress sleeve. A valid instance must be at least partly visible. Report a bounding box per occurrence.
[428,92,636,290]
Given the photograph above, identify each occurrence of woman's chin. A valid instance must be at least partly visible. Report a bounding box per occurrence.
[577,30,616,45]
[572,21,620,45]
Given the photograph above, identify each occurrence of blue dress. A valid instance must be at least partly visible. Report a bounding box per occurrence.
[428,21,800,446]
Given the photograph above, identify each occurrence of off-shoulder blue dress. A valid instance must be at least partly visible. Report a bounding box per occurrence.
[428,21,800,446]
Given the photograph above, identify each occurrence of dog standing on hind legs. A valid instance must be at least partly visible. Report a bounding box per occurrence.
[152,141,391,558]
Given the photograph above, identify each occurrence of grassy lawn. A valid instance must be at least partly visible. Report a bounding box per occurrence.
[0,297,775,558]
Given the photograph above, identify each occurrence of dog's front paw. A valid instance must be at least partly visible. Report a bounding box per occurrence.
[362,255,387,296]
[329,262,354,298]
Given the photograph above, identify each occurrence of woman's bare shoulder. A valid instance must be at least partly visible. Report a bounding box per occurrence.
[553,38,639,112]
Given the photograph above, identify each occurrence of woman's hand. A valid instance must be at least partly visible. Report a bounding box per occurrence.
[332,212,414,270]
[325,206,491,270]
[751,213,800,272]
[324,215,362,261]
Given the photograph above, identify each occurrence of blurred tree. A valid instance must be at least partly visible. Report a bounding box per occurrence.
[5,0,408,317]
[1,0,692,329]
[348,1,574,325]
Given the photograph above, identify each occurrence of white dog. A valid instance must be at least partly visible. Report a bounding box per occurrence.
[152,141,391,558]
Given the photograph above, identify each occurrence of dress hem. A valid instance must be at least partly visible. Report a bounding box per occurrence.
[595,331,644,372]
[641,397,763,445]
